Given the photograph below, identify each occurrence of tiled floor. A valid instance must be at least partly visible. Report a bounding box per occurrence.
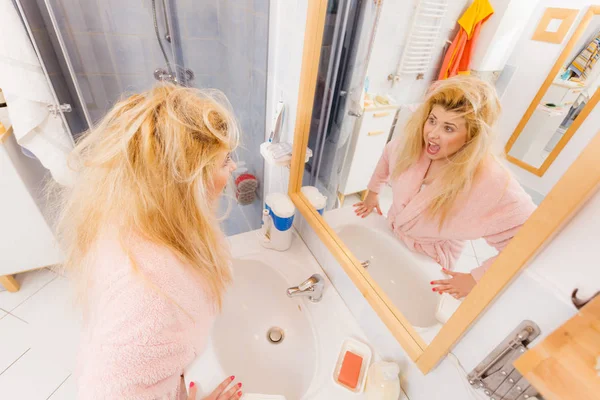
[0,268,79,400]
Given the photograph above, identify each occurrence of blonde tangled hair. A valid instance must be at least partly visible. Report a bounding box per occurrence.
[52,84,239,310]
[394,75,502,226]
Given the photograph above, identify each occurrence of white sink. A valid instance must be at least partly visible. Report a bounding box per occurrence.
[323,207,446,334]
[336,223,443,329]
[185,231,373,400]
[213,258,317,398]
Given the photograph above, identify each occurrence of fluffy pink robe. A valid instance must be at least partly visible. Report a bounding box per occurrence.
[76,228,217,399]
[368,139,536,281]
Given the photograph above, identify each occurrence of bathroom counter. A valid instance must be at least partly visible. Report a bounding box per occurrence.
[184,228,377,399]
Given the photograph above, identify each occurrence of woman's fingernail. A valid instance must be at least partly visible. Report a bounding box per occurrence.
[439,292,442,295]
[430,281,434,284]
[238,391,243,397]
[230,375,235,381]
[238,383,242,388]
[189,382,195,388]
[432,288,436,291]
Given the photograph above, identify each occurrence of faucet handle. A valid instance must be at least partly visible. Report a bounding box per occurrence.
[286,274,325,302]
[298,274,323,291]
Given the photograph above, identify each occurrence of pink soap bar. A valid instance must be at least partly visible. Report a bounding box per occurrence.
[337,350,363,389]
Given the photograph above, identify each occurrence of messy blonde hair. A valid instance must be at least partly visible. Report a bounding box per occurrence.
[394,75,502,225]
[53,84,239,310]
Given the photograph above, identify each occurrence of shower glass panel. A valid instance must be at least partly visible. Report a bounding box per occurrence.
[174,0,269,235]
[31,0,269,236]
[40,0,174,123]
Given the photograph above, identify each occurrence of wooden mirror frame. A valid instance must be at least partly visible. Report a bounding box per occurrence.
[288,0,600,373]
[506,6,600,177]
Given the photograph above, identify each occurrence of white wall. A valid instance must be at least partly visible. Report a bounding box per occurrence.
[499,0,600,196]
[470,0,541,71]
[298,182,599,400]
[366,0,470,104]
[263,0,308,196]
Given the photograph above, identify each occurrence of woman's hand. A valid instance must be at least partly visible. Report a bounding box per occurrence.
[353,192,382,218]
[187,376,243,400]
[430,269,476,299]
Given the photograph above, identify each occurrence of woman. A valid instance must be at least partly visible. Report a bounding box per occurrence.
[354,76,535,299]
[54,85,244,399]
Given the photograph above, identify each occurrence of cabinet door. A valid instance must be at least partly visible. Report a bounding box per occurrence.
[0,130,63,275]
[343,109,396,195]
[514,296,600,400]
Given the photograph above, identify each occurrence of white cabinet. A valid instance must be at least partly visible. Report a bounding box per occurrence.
[541,81,585,107]
[0,127,62,291]
[338,106,398,202]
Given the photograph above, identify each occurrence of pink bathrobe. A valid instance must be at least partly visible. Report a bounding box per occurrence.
[76,228,217,400]
[367,139,536,281]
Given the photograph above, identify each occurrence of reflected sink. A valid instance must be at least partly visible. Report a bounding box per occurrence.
[336,222,444,329]
[206,259,318,398]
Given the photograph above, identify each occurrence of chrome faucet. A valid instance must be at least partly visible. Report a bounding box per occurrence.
[286,274,324,303]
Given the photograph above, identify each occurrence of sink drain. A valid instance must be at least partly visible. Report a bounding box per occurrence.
[266,327,285,344]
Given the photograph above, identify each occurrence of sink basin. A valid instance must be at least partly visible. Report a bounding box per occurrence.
[336,223,444,329]
[211,258,317,398]
[186,229,373,400]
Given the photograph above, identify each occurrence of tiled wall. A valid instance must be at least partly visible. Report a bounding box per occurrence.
[35,0,269,235]
[41,0,168,123]
[214,0,269,233]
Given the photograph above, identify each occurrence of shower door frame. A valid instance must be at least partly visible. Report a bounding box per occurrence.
[16,0,187,137]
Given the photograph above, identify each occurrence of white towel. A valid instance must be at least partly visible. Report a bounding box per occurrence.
[0,1,75,186]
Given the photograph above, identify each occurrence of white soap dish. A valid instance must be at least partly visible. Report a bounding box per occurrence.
[332,338,372,394]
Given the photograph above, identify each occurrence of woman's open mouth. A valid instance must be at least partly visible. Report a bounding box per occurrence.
[427,141,440,155]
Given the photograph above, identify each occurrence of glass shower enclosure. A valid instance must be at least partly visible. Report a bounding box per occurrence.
[15,0,269,236]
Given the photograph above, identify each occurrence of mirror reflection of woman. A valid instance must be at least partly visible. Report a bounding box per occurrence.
[354,76,536,299]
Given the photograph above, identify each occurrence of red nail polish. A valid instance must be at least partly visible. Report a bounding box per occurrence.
[439,292,442,295]
[432,288,436,291]
[238,383,242,388]
[189,382,195,388]
[230,375,235,381]
[238,391,243,397]
[430,281,434,284]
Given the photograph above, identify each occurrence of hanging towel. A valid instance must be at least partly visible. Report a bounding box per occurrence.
[0,2,75,186]
[566,31,600,82]
[437,0,494,80]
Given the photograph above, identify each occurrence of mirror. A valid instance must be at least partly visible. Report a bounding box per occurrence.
[506,11,600,175]
[289,1,600,372]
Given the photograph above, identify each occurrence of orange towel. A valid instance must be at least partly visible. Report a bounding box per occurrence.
[438,0,494,80]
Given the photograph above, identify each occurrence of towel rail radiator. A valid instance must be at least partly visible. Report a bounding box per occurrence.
[389,0,448,85]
